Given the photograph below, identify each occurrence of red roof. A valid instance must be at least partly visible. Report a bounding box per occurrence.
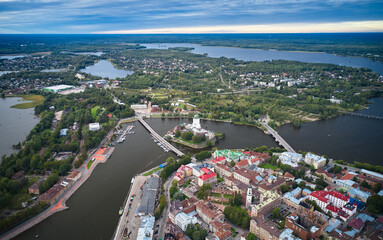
[348,218,365,231]
[201,167,211,174]
[199,172,217,181]
[107,114,112,118]
[212,156,226,163]
[235,160,249,168]
[284,172,294,179]
[339,173,356,181]
[326,204,339,213]
[328,191,349,202]
[310,191,329,203]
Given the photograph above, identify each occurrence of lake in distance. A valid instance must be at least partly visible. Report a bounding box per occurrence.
[0,97,40,157]
[80,60,133,79]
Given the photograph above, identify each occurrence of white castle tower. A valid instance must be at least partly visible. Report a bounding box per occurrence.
[246,185,252,208]
[192,114,201,129]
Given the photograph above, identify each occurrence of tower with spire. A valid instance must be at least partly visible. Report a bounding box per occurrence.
[246,185,252,208]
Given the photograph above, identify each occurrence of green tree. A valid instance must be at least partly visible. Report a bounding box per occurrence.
[280,185,290,194]
[247,232,258,240]
[271,207,281,219]
[181,132,193,141]
[175,130,180,138]
[367,195,383,214]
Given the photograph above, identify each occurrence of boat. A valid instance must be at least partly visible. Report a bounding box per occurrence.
[119,207,123,215]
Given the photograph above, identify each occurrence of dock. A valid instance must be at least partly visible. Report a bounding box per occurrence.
[116,125,135,143]
[113,175,148,240]
[346,112,383,120]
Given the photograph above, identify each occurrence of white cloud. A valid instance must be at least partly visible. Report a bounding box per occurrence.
[94,21,383,34]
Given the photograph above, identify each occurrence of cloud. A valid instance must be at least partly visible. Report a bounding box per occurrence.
[94,21,383,34]
[0,0,382,33]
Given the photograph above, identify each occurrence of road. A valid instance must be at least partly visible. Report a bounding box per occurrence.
[261,122,296,153]
[158,172,176,239]
[219,73,231,89]
[113,175,148,240]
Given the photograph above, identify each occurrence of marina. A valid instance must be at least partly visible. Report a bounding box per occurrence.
[116,125,135,143]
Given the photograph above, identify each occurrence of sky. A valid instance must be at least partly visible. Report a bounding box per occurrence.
[0,0,382,34]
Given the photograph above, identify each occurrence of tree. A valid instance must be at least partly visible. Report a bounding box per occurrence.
[175,130,180,138]
[173,192,185,201]
[361,180,371,189]
[230,160,235,167]
[373,182,382,193]
[181,132,193,141]
[280,185,290,194]
[231,192,243,206]
[192,135,203,144]
[195,151,212,161]
[247,232,257,240]
[196,183,211,200]
[367,195,383,214]
[271,207,281,219]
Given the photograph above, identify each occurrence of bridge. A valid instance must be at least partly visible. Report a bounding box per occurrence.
[346,112,383,120]
[136,115,185,157]
[261,122,296,153]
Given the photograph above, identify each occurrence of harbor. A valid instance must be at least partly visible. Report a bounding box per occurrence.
[116,125,135,144]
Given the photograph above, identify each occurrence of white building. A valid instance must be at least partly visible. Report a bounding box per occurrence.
[246,185,252,208]
[131,104,147,110]
[305,153,326,169]
[279,152,303,167]
[279,229,302,240]
[137,216,155,240]
[175,212,198,231]
[192,114,201,129]
[89,123,100,131]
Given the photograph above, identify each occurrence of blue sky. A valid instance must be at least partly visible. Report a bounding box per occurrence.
[0,0,382,33]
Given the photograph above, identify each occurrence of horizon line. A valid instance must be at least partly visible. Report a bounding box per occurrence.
[92,21,383,34]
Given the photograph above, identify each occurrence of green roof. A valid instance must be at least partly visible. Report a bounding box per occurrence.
[194,114,199,119]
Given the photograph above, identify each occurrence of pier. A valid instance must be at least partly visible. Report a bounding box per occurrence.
[136,115,185,156]
[116,125,134,143]
[346,112,383,120]
[261,122,296,153]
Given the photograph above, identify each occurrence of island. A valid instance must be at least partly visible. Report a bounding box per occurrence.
[166,114,219,149]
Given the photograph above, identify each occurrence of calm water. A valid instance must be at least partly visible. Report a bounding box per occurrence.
[142,43,383,75]
[80,60,133,79]
[41,68,66,73]
[0,97,39,157]
[278,98,383,165]
[15,118,277,240]
[0,55,27,60]
[75,52,104,56]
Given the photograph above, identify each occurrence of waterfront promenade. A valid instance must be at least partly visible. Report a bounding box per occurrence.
[113,175,148,240]
[0,118,137,239]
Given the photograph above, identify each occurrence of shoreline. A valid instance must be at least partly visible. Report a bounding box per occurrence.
[0,117,135,239]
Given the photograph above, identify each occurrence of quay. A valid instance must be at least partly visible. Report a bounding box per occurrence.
[113,175,149,240]
[261,122,296,153]
[136,115,185,156]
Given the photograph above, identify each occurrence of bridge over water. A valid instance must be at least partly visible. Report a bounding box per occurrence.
[261,122,296,153]
[136,115,185,157]
[346,112,383,120]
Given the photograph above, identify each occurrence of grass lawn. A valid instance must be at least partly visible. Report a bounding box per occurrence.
[91,106,101,118]
[11,95,45,109]
[224,194,233,199]
[143,166,162,176]
[87,159,94,169]
[211,192,222,197]
[260,163,279,170]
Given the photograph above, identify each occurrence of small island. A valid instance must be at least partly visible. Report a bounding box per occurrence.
[166,114,221,149]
